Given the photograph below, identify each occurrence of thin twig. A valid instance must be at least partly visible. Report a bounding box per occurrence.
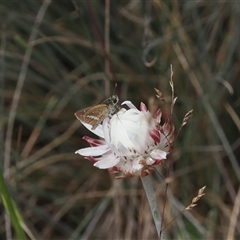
[105,0,110,95]
[86,0,117,87]
[4,0,52,176]
[161,186,206,232]
[1,21,12,240]
[174,42,240,182]
[3,2,51,239]
[226,186,240,239]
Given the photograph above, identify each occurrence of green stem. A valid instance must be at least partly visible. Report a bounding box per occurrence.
[141,175,168,240]
[0,170,26,239]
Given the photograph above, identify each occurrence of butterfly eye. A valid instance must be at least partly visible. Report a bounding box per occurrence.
[112,95,119,105]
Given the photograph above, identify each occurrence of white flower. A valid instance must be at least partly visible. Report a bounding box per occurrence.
[75,100,175,177]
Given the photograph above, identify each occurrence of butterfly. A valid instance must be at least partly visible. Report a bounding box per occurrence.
[75,95,119,130]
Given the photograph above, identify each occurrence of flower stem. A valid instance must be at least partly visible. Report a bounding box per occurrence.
[141,175,167,240]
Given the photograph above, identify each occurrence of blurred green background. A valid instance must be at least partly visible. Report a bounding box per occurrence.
[1,1,240,239]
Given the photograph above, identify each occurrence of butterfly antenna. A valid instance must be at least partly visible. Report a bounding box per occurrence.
[113,83,117,96]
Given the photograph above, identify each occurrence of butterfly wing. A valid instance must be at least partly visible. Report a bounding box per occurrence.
[75,95,119,130]
[75,104,108,130]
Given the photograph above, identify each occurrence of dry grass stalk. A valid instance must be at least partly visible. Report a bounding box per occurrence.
[186,186,206,211]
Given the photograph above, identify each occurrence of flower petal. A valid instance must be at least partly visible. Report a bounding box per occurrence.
[140,102,147,111]
[150,149,167,160]
[121,100,137,109]
[82,136,105,147]
[145,157,155,165]
[81,122,104,138]
[94,154,120,168]
[115,156,144,174]
[75,144,109,156]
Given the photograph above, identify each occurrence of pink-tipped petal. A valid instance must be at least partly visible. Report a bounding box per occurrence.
[140,102,147,111]
[82,136,105,147]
